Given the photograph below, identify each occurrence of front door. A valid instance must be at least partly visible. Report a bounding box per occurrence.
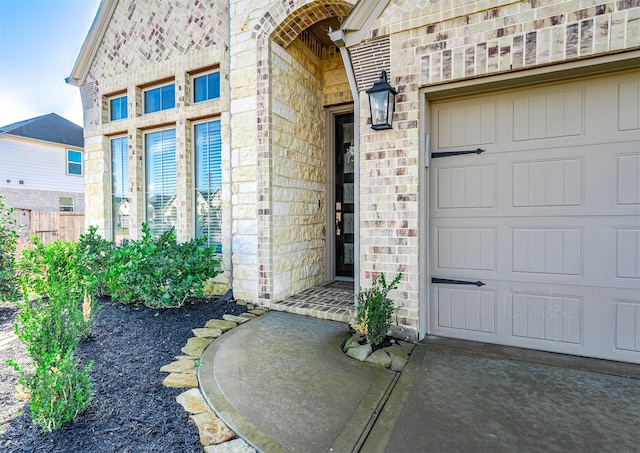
[335,113,354,279]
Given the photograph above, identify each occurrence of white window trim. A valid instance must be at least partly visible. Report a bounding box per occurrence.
[66,149,83,176]
[143,82,175,114]
[192,70,221,104]
[59,196,74,212]
[108,94,128,121]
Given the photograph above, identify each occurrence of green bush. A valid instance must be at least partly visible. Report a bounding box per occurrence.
[14,285,94,365]
[9,236,98,431]
[18,238,85,301]
[351,273,403,346]
[104,223,222,308]
[0,195,19,302]
[8,348,93,432]
[78,226,114,297]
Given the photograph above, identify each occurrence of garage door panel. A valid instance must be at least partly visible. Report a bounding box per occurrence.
[615,300,640,352]
[436,101,496,149]
[513,87,584,141]
[616,78,640,131]
[429,72,640,363]
[436,287,496,334]
[617,154,640,205]
[616,229,640,279]
[512,293,582,344]
[512,227,582,276]
[436,227,496,271]
[436,164,496,209]
[512,158,583,207]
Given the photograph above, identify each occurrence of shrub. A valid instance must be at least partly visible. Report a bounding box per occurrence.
[18,238,85,301]
[104,223,222,308]
[78,226,114,297]
[14,284,94,365]
[9,236,97,431]
[0,195,19,302]
[351,273,403,346]
[8,348,93,432]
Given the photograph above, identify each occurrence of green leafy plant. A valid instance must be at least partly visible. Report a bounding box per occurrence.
[351,273,403,346]
[14,284,94,367]
[8,348,93,432]
[8,236,97,431]
[18,238,85,301]
[78,226,114,297]
[0,195,19,302]
[104,223,222,308]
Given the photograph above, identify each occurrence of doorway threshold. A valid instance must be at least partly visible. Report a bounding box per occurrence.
[270,281,355,323]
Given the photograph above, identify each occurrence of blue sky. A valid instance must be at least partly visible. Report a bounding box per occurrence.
[0,0,101,127]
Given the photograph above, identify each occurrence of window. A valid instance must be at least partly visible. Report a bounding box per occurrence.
[144,84,175,114]
[110,95,128,121]
[145,129,176,236]
[194,120,222,252]
[194,72,220,103]
[67,150,82,175]
[111,136,129,243]
[59,197,74,212]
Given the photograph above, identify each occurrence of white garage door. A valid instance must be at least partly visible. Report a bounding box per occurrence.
[429,71,640,364]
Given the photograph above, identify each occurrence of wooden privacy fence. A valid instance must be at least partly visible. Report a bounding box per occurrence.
[14,210,85,244]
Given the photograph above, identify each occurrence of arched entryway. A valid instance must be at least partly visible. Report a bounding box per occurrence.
[253,0,356,309]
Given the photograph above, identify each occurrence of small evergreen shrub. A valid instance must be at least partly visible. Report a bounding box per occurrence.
[351,273,403,346]
[14,287,94,361]
[78,226,114,297]
[8,238,97,431]
[104,223,222,308]
[8,348,93,432]
[0,195,19,302]
[18,238,85,301]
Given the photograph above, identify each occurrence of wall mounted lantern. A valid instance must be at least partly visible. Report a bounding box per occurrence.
[366,70,397,130]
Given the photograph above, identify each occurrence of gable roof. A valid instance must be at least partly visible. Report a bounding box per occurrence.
[0,113,84,148]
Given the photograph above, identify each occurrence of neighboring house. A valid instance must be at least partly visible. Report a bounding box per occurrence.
[0,113,85,214]
[67,0,639,364]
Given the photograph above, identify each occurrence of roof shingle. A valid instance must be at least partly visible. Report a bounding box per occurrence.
[0,113,84,148]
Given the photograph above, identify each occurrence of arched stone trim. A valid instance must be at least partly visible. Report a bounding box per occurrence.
[253,0,355,304]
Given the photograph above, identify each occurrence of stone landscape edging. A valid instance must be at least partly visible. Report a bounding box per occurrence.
[342,333,416,371]
[160,301,267,453]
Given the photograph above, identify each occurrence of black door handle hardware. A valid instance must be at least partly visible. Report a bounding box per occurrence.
[431,278,486,287]
[431,148,485,159]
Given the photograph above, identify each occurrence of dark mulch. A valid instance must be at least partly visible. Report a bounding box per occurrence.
[0,296,248,452]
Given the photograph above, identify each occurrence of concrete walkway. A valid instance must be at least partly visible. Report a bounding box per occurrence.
[199,311,396,452]
[200,311,640,453]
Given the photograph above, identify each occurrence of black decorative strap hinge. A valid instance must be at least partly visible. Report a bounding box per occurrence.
[431,277,486,287]
[431,148,485,159]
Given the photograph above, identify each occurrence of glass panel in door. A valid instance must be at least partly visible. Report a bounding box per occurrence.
[335,113,354,278]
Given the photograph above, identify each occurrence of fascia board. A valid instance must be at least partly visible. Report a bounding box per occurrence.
[340,0,390,47]
[66,0,118,87]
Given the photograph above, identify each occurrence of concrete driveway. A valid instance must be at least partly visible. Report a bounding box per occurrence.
[364,339,640,453]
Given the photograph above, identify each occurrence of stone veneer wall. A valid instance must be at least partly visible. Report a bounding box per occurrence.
[354,0,640,334]
[248,0,355,305]
[271,39,326,300]
[80,0,231,285]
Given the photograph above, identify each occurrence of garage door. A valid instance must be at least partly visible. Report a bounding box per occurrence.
[429,71,640,363]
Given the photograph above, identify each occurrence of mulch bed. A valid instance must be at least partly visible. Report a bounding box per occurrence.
[0,295,247,452]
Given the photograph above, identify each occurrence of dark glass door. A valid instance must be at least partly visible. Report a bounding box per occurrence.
[335,113,354,278]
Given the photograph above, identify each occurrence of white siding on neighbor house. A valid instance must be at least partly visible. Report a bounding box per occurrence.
[0,136,84,193]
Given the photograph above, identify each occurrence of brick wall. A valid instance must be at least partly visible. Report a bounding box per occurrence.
[355,0,640,334]
[81,0,231,285]
[0,188,85,213]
